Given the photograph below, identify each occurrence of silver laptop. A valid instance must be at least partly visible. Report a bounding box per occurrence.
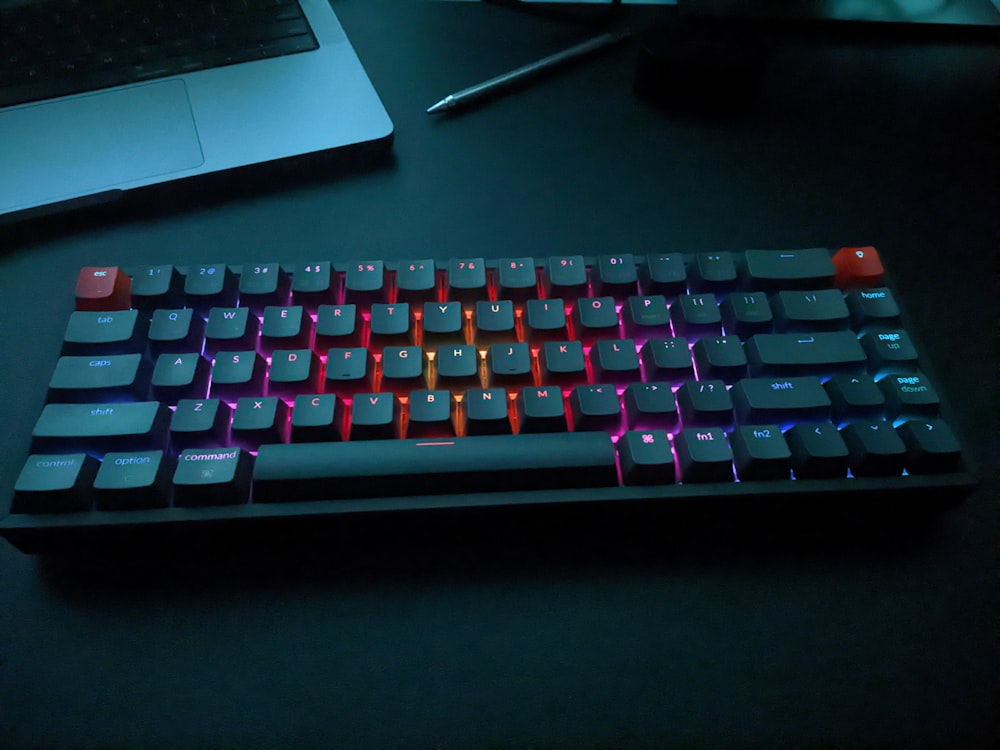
[0,0,394,221]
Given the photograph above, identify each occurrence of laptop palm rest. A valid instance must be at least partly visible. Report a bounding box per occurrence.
[0,80,204,215]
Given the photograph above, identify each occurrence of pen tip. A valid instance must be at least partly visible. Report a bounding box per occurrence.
[426,96,453,115]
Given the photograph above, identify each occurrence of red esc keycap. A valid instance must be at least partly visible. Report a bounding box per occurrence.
[833,246,884,289]
[75,266,132,311]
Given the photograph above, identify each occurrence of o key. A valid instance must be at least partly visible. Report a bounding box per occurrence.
[75,266,132,311]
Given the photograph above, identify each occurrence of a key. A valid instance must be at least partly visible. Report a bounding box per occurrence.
[291,261,335,309]
[62,309,142,355]
[131,265,182,309]
[846,287,901,328]
[622,295,671,340]
[745,331,866,376]
[380,346,426,392]
[640,337,694,382]
[590,339,641,385]
[434,344,481,389]
[592,254,638,299]
[422,301,465,346]
[691,252,737,292]
[673,428,734,483]
[731,425,792,480]
[447,258,487,304]
[623,382,677,430]
[618,429,676,485]
[545,255,588,298]
[462,388,512,435]
[260,306,312,351]
[833,246,884,288]
[486,343,533,387]
[323,347,375,396]
[497,257,538,299]
[395,260,437,305]
[897,418,962,474]
[368,303,411,347]
[151,352,211,402]
[93,450,173,510]
[315,304,361,348]
[238,262,290,311]
[639,254,687,296]
[231,396,289,449]
[878,372,941,418]
[268,349,320,395]
[720,292,772,337]
[784,422,849,478]
[31,401,169,453]
[253,432,618,501]
[406,390,455,438]
[742,248,834,291]
[537,341,587,386]
[169,398,231,449]
[676,380,733,427]
[825,374,885,420]
[204,307,260,355]
[515,386,568,433]
[771,289,850,332]
[691,336,747,381]
[474,300,516,346]
[860,330,919,373]
[290,394,345,443]
[841,420,907,476]
[184,264,238,313]
[730,376,830,424]
[344,260,387,306]
[349,393,401,440]
[75,266,131,311]
[571,296,619,344]
[173,447,253,506]
[148,308,205,354]
[524,298,569,342]
[671,293,722,336]
[569,384,621,432]
[12,453,98,514]
[210,351,266,399]
[48,353,149,402]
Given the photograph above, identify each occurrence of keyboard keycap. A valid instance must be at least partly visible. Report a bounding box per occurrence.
[785,422,849,478]
[75,266,131,311]
[731,376,830,424]
[841,420,907,477]
[743,248,834,291]
[731,425,792,480]
[618,429,676,485]
[62,309,142,355]
[673,428,734,483]
[94,450,173,510]
[12,453,98,514]
[173,448,253,506]
[897,418,962,474]
[48,353,149,402]
[253,432,618,502]
[32,401,169,452]
[746,331,866,377]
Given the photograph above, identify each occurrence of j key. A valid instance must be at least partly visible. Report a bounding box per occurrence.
[860,330,919,373]
[434,344,481,388]
[131,265,182,309]
[62,309,142,355]
[239,263,290,311]
[771,289,850,332]
[368,303,411,347]
[204,307,260,355]
[841,420,907,476]
[231,396,289,449]
[846,287,901,328]
[784,422,849,478]
[184,264,238,313]
[447,258,487,304]
[486,343,533,387]
[593,254,638,298]
[833,246,884,289]
[474,300,516,345]
[572,296,619,344]
[640,337,694,382]
[93,450,173,510]
[291,261,335,309]
[825,373,885,419]
[324,347,375,395]
[253,432,618,502]
[173,447,253,506]
[344,260,387,306]
[590,339,641,385]
[676,380,733,427]
[897,418,962,474]
[639,254,687,296]
[622,295,671,339]
[742,248,834,291]
[731,425,792,480]
[569,384,622,432]
[720,292,772,337]
[406,390,455,439]
[673,427,734,483]
[671,293,722,336]
[290,394,345,443]
[745,331,866,377]
[692,252,737,292]
[395,259,437,304]
[148,308,204,353]
[210,351,266,399]
[538,341,587,386]
[516,386,568,433]
[623,382,677,430]
[422,301,465,345]
[261,306,312,351]
[878,372,941,418]
[12,453,98,514]
[545,255,588,298]
[497,257,538,299]
[315,304,361,348]
[48,353,149,402]
[691,336,747,380]
[618,429,675,485]
[151,352,211,402]
[75,266,131,311]
[524,298,569,342]
[169,399,231,449]
[381,346,426,391]
[31,402,169,452]
[349,393,401,440]
[268,349,320,395]
[731,376,831,424]
[463,388,512,436]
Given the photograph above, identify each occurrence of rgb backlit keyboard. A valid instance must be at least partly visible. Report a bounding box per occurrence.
[0,247,977,552]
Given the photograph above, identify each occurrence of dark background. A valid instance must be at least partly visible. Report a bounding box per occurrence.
[0,2,997,747]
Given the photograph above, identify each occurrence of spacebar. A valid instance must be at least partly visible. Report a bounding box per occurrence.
[252,433,619,502]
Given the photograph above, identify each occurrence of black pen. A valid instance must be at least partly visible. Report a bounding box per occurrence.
[427,28,631,114]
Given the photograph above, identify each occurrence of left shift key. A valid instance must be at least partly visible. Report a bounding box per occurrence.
[31,402,169,453]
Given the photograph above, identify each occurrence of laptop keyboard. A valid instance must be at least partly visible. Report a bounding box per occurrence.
[1,248,977,553]
[0,0,319,109]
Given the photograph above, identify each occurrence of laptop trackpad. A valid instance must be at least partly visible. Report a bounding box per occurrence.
[0,80,204,211]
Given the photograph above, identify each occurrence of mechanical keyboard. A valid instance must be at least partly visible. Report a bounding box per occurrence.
[0,247,978,553]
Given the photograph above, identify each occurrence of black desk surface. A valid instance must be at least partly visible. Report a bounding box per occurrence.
[0,2,997,747]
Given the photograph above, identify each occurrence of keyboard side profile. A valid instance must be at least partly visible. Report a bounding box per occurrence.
[0,248,978,554]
